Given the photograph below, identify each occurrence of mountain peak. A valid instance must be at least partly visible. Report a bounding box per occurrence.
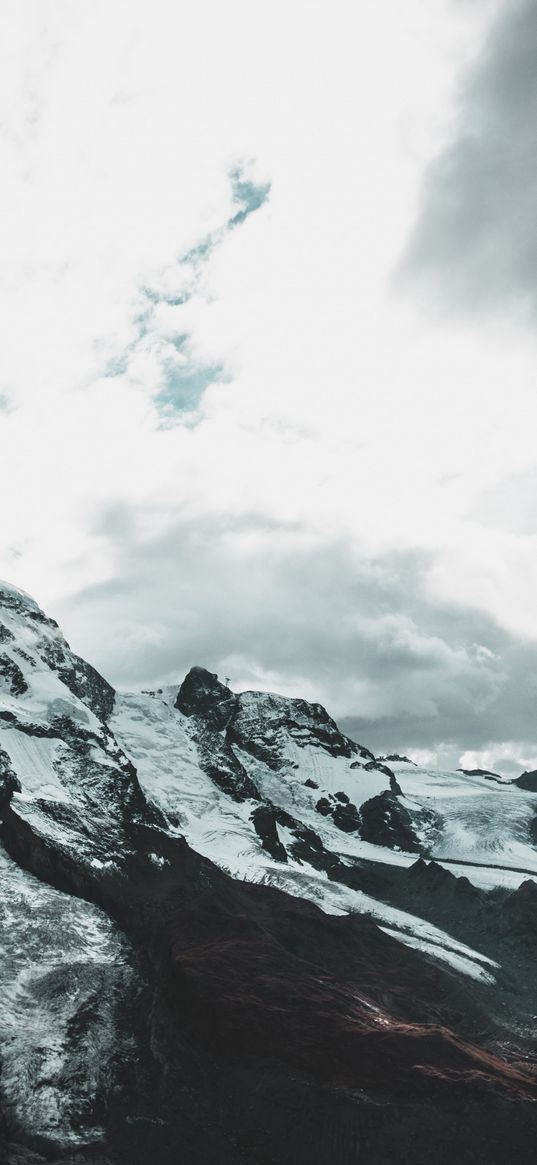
[2,583,537,1160]
[0,578,36,603]
[175,665,237,730]
[0,578,50,621]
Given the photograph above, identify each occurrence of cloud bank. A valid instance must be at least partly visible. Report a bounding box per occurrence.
[58,511,537,774]
[399,0,537,318]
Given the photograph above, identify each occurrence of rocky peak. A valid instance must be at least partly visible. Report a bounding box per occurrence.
[228,688,370,770]
[497,878,537,941]
[407,858,468,893]
[380,754,417,766]
[175,666,237,731]
[0,579,115,723]
[513,878,537,906]
[514,770,537,792]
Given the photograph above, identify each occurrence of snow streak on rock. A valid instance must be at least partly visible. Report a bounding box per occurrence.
[0,845,137,1148]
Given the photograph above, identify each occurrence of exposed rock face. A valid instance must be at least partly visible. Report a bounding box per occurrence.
[228,687,374,768]
[0,747,20,809]
[0,845,143,1158]
[175,666,259,801]
[175,665,237,730]
[173,666,379,810]
[250,803,288,861]
[359,790,424,853]
[313,784,425,850]
[0,653,28,696]
[497,877,537,940]
[2,583,537,1164]
[457,767,502,779]
[514,769,537,792]
[381,753,417,766]
[315,792,361,830]
[406,858,480,901]
[0,583,115,721]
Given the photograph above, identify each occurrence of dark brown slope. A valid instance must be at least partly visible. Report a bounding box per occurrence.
[3,783,537,1165]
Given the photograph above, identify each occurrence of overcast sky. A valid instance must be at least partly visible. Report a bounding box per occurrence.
[2,0,537,773]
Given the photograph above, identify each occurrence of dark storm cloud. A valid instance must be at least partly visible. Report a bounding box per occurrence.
[398,0,537,317]
[342,637,537,761]
[55,509,537,769]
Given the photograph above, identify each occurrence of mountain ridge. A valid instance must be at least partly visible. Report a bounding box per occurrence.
[1,581,537,1163]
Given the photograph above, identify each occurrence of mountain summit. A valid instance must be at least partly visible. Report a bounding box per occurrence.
[1,582,537,1164]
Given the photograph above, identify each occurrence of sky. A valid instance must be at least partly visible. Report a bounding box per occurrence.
[1,0,537,773]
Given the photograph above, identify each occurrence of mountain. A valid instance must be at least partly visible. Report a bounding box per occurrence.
[1,580,537,1164]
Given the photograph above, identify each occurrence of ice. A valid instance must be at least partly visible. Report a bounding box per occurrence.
[0,728,68,800]
[111,691,499,982]
[0,843,135,1146]
[379,928,497,985]
[389,761,537,885]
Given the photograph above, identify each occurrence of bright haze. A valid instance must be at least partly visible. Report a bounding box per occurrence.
[1,0,536,774]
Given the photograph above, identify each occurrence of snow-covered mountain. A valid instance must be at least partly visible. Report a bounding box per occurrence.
[1,580,537,1165]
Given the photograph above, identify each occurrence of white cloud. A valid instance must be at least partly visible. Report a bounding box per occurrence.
[1,0,537,767]
[459,743,537,779]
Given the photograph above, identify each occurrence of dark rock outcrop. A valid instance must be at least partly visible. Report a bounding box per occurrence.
[0,746,21,808]
[364,759,395,778]
[251,804,288,862]
[228,689,373,769]
[314,793,362,834]
[359,790,423,853]
[496,878,537,942]
[176,666,237,731]
[514,769,537,792]
[457,767,503,780]
[332,800,362,833]
[381,754,417,766]
[407,858,479,901]
[175,668,259,801]
[0,653,28,696]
